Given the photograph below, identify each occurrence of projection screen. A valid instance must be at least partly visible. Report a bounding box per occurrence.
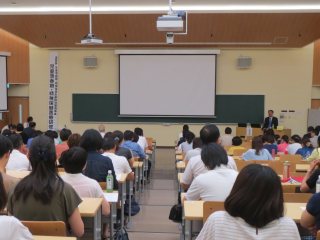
[0,56,7,111]
[119,54,216,117]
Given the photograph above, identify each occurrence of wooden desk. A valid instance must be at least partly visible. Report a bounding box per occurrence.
[33,237,76,240]
[118,173,129,230]
[176,161,186,172]
[296,164,309,172]
[183,200,305,240]
[176,155,183,161]
[104,191,119,238]
[79,198,102,240]
[236,127,291,138]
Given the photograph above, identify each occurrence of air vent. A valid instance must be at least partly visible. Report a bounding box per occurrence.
[273,37,289,44]
[83,56,97,68]
[237,56,252,69]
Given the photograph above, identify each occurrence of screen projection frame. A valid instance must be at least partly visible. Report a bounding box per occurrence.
[119,53,218,118]
[0,55,8,111]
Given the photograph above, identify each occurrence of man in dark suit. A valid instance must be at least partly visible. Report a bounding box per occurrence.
[263,110,278,129]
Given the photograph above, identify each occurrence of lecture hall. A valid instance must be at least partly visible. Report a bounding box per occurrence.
[1,0,320,240]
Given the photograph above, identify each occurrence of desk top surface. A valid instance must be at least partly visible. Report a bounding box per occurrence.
[6,170,65,179]
[176,161,186,169]
[118,173,129,183]
[296,164,309,172]
[176,155,183,160]
[79,198,103,217]
[33,237,76,240]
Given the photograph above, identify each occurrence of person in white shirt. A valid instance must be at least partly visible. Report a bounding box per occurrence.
[184,143,238,201]
[220,127,233,147]
[184,137,202,164]
[6,134,30,171]
[196,164,300,240]
[178,131,195,153]
[102,137,134,181]
[310,129,319,148]
[287,134,302,155]
[60,147,110,216]
[134,127,149,151]
[98,124,106,138]
[178,124,189,140]
[181,124,237,191]
[0,172,33,240]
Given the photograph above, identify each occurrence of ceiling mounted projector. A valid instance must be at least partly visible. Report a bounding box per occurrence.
[157,15,184,32]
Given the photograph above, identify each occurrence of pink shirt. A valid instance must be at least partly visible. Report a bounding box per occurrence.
[55,142,69,159]
[278,142,288,153]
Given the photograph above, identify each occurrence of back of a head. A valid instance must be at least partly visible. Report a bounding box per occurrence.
[134,127,143,136]
[265,128,275,136]
[315,125,320,134]
[232,136,242,146]
[192,137,203,149]
[1,129,11,137]
[225,127,232,135]
[112,130,124,150]
[0,135,13,159]
[301,137,311,147]
[132,133,139,143]
[123,130,134,141]
[308,126,315,132]
[185,131,195,144]
[318,136,320,147]
[314,128,320,136]
[291,134,301,143]
[265,134,275,144]
[29,121,36,128]
[44,130,56,141]
[200,124,220,144]
[183,124,189,132]
[9,134,23,150]
[0,173,7,210]
[60,128,72,142]
[201,143,228,170]
[60,147,87,174]
[16,123,24,132]
[252,136,263,154]
[27,116,33,123]
[281,135,289,143]
[104,132,113,139]
[98,124,105,133]
[80,129,102,152]
[225,164,283,228]
[67,133,81,148]
[102,137,116,151]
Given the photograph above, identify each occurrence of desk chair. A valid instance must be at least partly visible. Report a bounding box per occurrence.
[282,184,298,193]
[233,148,247,156]
[234,160,255,171]
[203,201,225,223]
[22,221,66,236]
[283,193,312,203]
[279,154,303,163]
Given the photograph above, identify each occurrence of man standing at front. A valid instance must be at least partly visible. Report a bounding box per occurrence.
[263,110,278,130]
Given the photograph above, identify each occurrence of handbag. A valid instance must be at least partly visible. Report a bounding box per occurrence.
[113,227,129,240]
[124,197,140,216]
[169,191,182,223]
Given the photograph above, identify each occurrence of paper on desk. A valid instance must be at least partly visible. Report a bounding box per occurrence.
[300,206,306,211]
[104,192,119,203]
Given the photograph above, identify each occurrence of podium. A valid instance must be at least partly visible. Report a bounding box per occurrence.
[236,127,291,138]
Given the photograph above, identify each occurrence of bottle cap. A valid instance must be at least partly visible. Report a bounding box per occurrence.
[108,170,112,174]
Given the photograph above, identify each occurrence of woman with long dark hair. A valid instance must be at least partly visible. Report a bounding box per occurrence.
[242,136,273,160]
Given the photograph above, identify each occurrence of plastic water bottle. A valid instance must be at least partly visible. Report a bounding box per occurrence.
[283,161,290,180]
[246,123,252,138]
[106,170,114,193]
[316,176,320,193]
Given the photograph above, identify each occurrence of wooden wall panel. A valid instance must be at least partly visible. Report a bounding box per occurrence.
[7,97,29,124]
[0,29,30,84]
[311,99,320,109]
[313,40,320,86]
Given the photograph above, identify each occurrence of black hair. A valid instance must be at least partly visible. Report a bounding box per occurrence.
[308,126,315,132]
[16,123,24,132]
[27,116,33,122]
[2,129,11,137]
[225,127,232,134]
[183,124,189,132]
[80,129,103,152]
[265,134,275,144]
[0,173,7,210]
[315,126,320,134]
[112,130,124,151]
[60,147,87,174]
[185,131,195,144]
[301,137,311,147]
[102,138,116,151]
[67,133,81,148]
[232,136,242,146]
[44,130,56,141]
[281,135,289,143]
[123,130,134,141]
[60,128,72,141]
[0,135,13,158]
[265,129,275,136]
[132,133,139,143]
[29,122,36,128]
[13,135,63,205]
[192,137,202,149]
[134,127,143,136]
[201,143,228,170]
[268,110,274,113]
[104,132,113,139]
[252,136,263,155]
[318,136,320,147]
[314,128,320,136]
[291,134,301,143]
[200,124,220,144]
[8,134,23,150]
[225,164,283,228]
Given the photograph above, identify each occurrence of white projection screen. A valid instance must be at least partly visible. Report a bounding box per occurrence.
[0,56,7,111]
[119,54,217,117]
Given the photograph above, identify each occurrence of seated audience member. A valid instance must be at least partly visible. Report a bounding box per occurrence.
[102,138,134,180]
[60,147,110,216]
[184,137,202,164]
[16,123,24,134]
[67,133,82,148]
[23,116,33,128]
[22,121,36,142]
[277,135,289,153]
[178,131,195,153]
[56,128,72,159]
[178,124,189,140]
[132,133,139,143]
[242,136,273,161]
[296,137,314,159]
[301,191,320,235]
[300,159,320,193]
[310,129,319,148]
[274,134,281,144]
[184,143,238,201]
[181,124,237,191]
[121,130,146,159]
[134,127,149,151]
[305,136,320,162]
[81,129,118,189]
[6,134,30,171]
[220,127,233,147]
[1,129,12,137]
[177,128,189,147]
[26,130,42,149]
[8,135,84,237]
[303,126,315,139]
[98,124,106,138]
[0,172,33,239]
[262,134,278,155]
[197,164,300,240]
[316,126,320,136]
[228,136,246,156]
[112,130,133,165]
[44,130,56,142]
[0,135,18,194]
[287,134,302,155]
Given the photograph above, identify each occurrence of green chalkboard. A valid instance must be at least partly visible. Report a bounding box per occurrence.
[72,94,264,124]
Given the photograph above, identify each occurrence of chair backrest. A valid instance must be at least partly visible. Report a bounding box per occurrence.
[279,154,302,163]
[283,193,312,203]
[22,221,66,236]
[235,160,255,171]
[203,201,225,223]
[233,148,247,156]
[282,184,298,193]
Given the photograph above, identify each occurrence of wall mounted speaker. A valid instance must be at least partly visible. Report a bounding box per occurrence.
[237,56,252,69]
[83,56,97,68]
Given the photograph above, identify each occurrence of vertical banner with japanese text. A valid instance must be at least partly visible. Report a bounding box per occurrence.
[48,52,58,130]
